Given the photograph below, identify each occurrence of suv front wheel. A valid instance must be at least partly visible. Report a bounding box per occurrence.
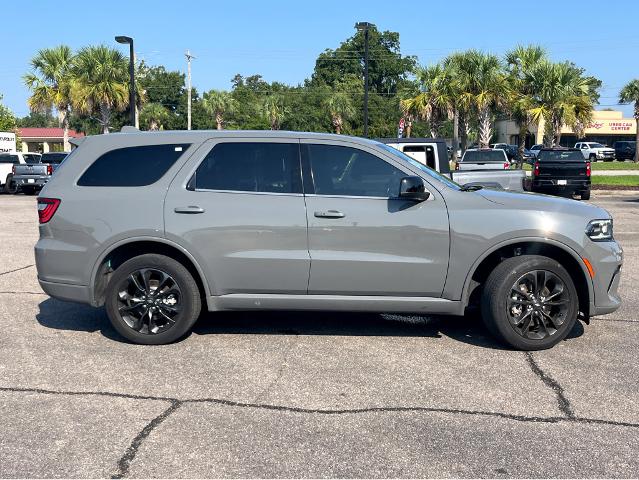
[481,255,579,350]
[105,254,201,344]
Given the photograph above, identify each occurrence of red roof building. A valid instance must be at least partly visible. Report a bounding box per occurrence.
[18,127,85,153]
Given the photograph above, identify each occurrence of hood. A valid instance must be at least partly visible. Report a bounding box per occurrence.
[476,188,611,219]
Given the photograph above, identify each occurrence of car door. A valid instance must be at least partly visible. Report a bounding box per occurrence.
[301,140,450,297]
[164,138,310,295]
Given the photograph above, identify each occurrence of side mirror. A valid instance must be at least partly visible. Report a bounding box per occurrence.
[399,176,430,202]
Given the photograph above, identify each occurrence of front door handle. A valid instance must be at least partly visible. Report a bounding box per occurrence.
[314,210,345,219]
[174,206,205,214]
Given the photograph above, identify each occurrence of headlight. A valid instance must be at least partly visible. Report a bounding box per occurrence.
[586,219,613,241]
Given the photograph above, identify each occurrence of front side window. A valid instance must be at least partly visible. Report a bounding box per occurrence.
[193,142,301,194]
[304,144,405,197]
[78,144,190,187]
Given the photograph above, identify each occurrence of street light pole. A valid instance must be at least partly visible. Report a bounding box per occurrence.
[355,22,374,138]
[185,50,195,131]
[115,36,136,127]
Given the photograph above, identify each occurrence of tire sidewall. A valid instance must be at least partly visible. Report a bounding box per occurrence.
[105,254,201,345]
[482,256,579,350]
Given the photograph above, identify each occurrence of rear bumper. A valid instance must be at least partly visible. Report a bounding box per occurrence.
[14,176,48,188]
[38,277,91,304]
[532,179,590,191]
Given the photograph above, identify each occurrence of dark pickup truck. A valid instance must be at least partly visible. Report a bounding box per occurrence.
[529,148,591,200]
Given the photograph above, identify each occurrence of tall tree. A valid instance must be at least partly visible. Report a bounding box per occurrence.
[23,45,74,149]
[71,46,132,134]
[262,95,289,130]
[619,79,639,163]
[202,90,237,130]
[525,61,600,146]
[0,94,17,132]
[139,102,169,130]
[505,45,547,162]
[322,87,356,134]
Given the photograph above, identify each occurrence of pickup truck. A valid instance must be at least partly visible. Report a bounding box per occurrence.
[379,139,526,192]
[0,152,42,193]
[575,142,615,162]
[12,152,68,195]
[529,148,591,200]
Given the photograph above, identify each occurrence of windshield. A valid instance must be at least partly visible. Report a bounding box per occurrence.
[462,150,506,162]
[377,143,461,190]
[588,143,605,148]
[41,153,67,164]
[538,150,584,161]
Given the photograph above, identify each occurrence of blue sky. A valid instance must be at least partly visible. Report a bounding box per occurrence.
[2,0,638,118]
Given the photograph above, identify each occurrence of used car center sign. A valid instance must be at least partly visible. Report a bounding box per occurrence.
[585,120,636,133]
[0,132,16,153]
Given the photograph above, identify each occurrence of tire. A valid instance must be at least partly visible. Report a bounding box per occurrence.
[589,154,596,161]
[105,254,201,345]
[481,255,579,350]
[4,175,17,194]
[581,189,591,200]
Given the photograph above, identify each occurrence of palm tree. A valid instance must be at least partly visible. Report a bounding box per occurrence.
[525,61,600,147]
[619,79,639,162]
[202,90,237,130]
[140,102,169,131]
[71,46,130,134]
[23,45,74,150]
[505,45,547,163]
[400,64,451,138]
[262,95,289,130]
[460,51,509,148]
[323,90,355,134]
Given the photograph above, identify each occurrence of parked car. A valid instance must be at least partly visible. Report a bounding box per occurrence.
[35,130,622,350]
[380,139,525,191]
[0,152,42,193]
[613,141,636,161]
[530,148,591,200]
[529,144,544,158]
[575,142,615,162]
[490,143,520,162]
[12,152,69,195]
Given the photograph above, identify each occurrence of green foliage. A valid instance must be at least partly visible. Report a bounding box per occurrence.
[140,102,169,130]
[17,111,58,128]
[0,95,17,131]
[202,90,237,129]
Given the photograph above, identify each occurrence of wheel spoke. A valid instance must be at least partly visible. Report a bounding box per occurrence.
[157,309,176,324]
[129,274,146,294]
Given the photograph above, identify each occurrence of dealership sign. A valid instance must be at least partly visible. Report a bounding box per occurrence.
[0,132,16,153]
[584,120,636,133]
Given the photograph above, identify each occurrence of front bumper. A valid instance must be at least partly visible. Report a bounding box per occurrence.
[596,151,615,160]
[587,240,623,316]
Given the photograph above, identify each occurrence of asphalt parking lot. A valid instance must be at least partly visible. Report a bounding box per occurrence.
[1,192,638,478]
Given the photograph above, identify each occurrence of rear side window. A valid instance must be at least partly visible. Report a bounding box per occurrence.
[0,155,19,164]
[402,145,436,169]
[192,142,301,194]
[78,144,190,187]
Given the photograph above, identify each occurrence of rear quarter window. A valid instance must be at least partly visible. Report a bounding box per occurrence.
[462,150,505,162]
[77,144,190,187]
[538,150,584,161]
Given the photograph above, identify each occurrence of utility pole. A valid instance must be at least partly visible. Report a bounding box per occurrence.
[115,36,136,127]
[355,22,374,138]
[185,50,195,130]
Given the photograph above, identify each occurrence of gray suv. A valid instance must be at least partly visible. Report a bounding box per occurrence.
[35,131,623,350]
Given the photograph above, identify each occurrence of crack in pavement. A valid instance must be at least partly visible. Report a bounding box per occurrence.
[2,383,639,478]
[0,264,34,276]
[253,333,299,404]
[525,352,574,418]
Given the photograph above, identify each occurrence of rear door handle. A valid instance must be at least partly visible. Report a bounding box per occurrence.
[174,206,205,214]
[314,210,345,219]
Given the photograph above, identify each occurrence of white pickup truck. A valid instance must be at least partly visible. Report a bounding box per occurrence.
[575,142,615,162]
[379,139,526,191]
[0,152,42,193]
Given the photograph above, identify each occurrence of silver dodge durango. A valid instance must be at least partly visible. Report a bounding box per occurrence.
[35,130,623,350]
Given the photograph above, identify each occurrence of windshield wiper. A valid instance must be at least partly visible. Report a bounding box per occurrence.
[460,184,484,192]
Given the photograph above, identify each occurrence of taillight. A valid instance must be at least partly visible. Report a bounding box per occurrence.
[455,162,459,171]
[533,161,540,176]
[586,162,591,177]
[11,165,15,175]
[37,198,61,224]
[47,164,53,175]
[503,162,510,169]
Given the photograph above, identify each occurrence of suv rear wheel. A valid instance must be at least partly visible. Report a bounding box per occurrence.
[105,254,201,344]
[481,255,579,350]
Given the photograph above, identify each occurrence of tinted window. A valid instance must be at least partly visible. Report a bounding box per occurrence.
[193,142,301,194]
[78,144,190,187]
[305,144,404,197]
[0,155,19,164]
[41,153,67,164]
[24,154,41,164]
[538,150,584,161]
[462,150,506,162]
